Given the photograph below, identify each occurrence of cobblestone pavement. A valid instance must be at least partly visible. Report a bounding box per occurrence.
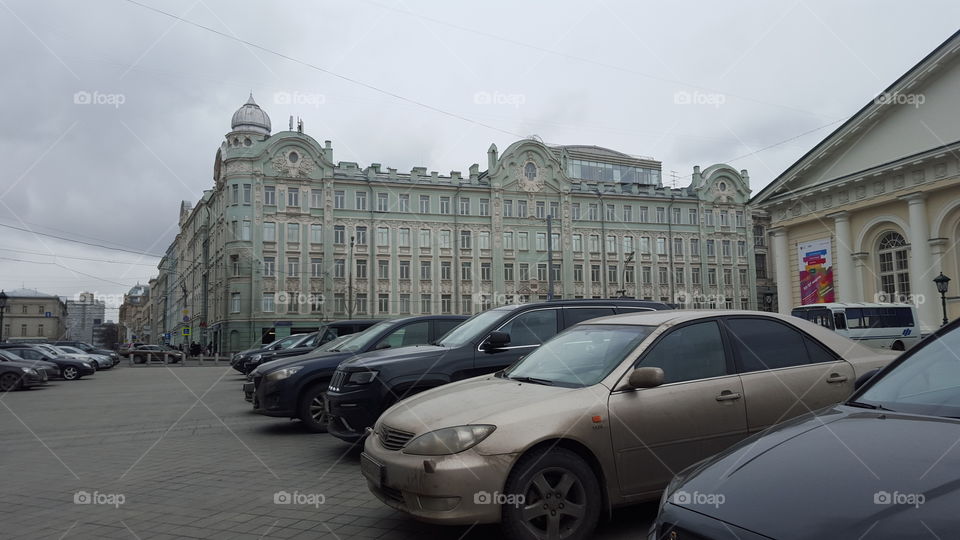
[0,364,654,539]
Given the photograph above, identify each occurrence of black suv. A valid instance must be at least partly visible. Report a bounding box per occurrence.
[247,315,467,432]
[233,320,380,374]
[326,299,670,443]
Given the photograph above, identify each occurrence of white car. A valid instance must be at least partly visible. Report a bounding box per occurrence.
[57,346,114,369]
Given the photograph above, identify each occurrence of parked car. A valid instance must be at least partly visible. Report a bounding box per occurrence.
[0,349,59,381]
[650,316,960,540]
[53,340,121,365]
[327,299,671,444]
[0,359,48,391]
[359,310,895,540]
[231,333,309,371]
[120,344,185,364]
[0,344,96,380]
[247,315,467,432]
[56,346,114,369]
[236,320,380,375]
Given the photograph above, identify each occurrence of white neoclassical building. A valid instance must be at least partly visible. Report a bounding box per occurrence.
[753,30,960,332]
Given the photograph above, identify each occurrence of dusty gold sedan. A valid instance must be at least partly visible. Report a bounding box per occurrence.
[360,310,895,540]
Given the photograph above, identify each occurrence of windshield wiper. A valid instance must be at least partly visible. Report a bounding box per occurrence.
[847,400,895,412]
[508,375,555,386]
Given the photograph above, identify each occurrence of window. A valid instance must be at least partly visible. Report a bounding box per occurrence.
[334,190,344,209]
[524,162,537,180]
[419,229,431,248]
[420,294,432,314]
[639,236,650,254]
[311,258,323,278]
[607,265,618,283]
[519,263,530,281]
[504,263,514,281]
[707,268,717,285]
[262,293,275,313]
[231,184,239,204]
[287,187,300,208]
[441,261,452,280]
[399,194,409,212]
[720,210,729,227]
[690,238,700,256]
[399,260,410,279]
[378,259,389,279]
[440,230,451,249]
[572,234,582,252]
[241,220,251,241]
[504,200,513,217]
[420,260,431,280]
[642,266,652,284]
[441,295,452,314]
[462,295,474,314]
[355,294,367,315]
[399,228,411,247]
[658,267,668,284]
[479,198,490,216]
[440,196,451,214]
[496,309,558,347]
[706,239,715,257]
[460,261,472,280]
[517,200,528,218]
[243,184,251,205]
[356,259,367,279]
[459,197,470,215]
[287,223,300,243]
[639,207,648,223]
[590,264,601,282]
[688,208,698,225]
[606,204,616,221]
[756,254,767,279]
[536,232,547,251]
[310,224,322,244]
[607,235,617,253]
[378,294,390,314]
[230,293,241,313]
[399,294,411,314]
[264,186,276,206]
[656,207,665,223]
[460,230,472,249]
[263,222,276,242]
[692,267,701,285]
[623,205,633,222]
[419,195,430,214]
[656,238,666,255]
[263,256,275,277]
[550,201,559,218]
[479,231,490,250]
[672,207,681,224]
[355,226,367,245]
[310,189,322,208]
[754,225,765,246]
[623,266,634,283]
[334,259,345,278]
[518,232,530,251]
[878,232,910,299]
[535,201,545,219]
[334,293,346,314]
[739,268,748,285]
[355,191,367,210]
[20,324,26,336]
[726,318,816,371]
[503,231,514,249]
[704,209,715,226]
[722,240,731,257]
[572,203,581,220]
[589,235,600,252]
[334,225,345,245]
[287,257,299,277]
[537,263,548,281]
[735,211,744,227]
[638,321,727,383]
[585,203,597,221]
[481,262,492,281]
[675,268,684,285]
[673,238,683,256]
[377,192,389,212]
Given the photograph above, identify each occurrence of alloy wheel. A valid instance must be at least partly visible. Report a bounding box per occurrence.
[0,372,20,392]
[520,467,587,540]
[62,367,79,380]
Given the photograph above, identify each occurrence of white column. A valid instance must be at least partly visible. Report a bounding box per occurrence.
[852,252,869,302]
[771,227,792,314]
[902,193,939,332]
[830,211,855,303]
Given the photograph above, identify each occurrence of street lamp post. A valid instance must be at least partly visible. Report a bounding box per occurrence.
[0,290,7,342]
[617,252,636,298]
[934,272,951,326]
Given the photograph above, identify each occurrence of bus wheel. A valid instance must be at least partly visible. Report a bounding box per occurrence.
[892,341,905,351]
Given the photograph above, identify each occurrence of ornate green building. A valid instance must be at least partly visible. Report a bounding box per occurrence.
[148,96,757,352]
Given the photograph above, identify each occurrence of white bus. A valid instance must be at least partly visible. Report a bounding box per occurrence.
[791,302,921,352]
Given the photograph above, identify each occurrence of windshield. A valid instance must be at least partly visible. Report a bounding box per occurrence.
[274,334,306,349]
[504,324,656,387]
[333,322,392,352]
[856,324,960,417]
[438,309,510,348]
[314,333,356,352]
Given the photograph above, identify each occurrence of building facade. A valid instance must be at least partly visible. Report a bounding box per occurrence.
[0,288,67,342]
[118,284,150,344]
[753,30,960,332]
[64,292,105,344]
[148,95,760,353]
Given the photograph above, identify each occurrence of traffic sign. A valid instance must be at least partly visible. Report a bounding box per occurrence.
[182,328,191,336]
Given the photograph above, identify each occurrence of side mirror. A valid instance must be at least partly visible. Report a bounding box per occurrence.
[628,367,665,389]
[484,331,511,350]
[375,342,392,350]
[854,368,880,391]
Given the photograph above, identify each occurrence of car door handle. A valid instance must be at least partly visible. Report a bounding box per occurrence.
[716,390,742,402]
[826,374,848,383]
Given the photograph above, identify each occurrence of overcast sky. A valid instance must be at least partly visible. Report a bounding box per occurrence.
[1,0,958,319]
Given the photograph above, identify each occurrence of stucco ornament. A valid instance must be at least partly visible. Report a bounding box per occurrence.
[517,161,544,193]
[272,152,316,178]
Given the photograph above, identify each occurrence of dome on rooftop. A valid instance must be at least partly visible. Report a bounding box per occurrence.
[231,93,271,135]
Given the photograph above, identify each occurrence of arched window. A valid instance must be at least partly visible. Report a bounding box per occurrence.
[524,162,537,180]
[878,231,909,300]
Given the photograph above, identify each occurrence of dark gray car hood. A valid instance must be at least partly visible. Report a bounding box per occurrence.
[671,405,960,539]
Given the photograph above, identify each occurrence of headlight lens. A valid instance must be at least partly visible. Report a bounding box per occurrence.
[20,367,36,374]
[81,362,91,368]
[347,370,378,385]
[251,354,261,362]
[402,425,496,456]
[265,366,303,381]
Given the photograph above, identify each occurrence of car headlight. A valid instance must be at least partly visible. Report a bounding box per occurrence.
[402,425,496,456]
[250,354,261,362]
[81,362,91,368]
[347,370,378,385]
[20,367,37,374]
[265,366,303,382]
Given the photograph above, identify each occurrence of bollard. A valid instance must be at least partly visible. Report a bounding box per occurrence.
[163,353,169,366]
[214,353,219,366]
[128,354,133,367]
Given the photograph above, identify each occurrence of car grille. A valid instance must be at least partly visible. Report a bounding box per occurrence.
[379,425,415,451]
[329,369,348,392]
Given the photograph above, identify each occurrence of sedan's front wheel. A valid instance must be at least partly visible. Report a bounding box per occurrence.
[298,383,330,433]
[62,366,80,380]
[501,448,601,540]
[0,372,22,392]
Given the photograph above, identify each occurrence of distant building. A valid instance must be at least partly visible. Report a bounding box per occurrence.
[65,292,105,344]
[118,284,150,344]
[0,288,67,342]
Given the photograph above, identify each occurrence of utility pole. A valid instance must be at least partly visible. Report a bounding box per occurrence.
[347,236,355,318]
[546,215,554,300]
[617,251,635,297]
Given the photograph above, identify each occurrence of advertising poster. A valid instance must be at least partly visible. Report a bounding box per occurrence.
[798,238,835,305]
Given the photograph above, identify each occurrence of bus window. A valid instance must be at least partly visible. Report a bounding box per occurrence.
[834,312,846,330]
[796,308,834,329]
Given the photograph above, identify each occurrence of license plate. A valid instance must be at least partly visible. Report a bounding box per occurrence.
[360,453,383,488]
[242,382,254,402]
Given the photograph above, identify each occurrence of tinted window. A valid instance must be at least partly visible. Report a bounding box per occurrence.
[377,321,430,349]
[637,321,727,383]
[497,309,559,347]
[564,307,616,327]
[433,319,462,339]
[726,318,810,372]
[804,336,837,364]
[791,308,833,329]
[846,307,914,329]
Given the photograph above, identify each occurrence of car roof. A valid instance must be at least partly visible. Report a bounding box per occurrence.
[792,302,915,309]
[385,315,469,324]
[490,299,672,312]
[582,309,817,327]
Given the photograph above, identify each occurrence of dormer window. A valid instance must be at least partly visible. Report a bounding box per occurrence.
[524,162,537,180]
